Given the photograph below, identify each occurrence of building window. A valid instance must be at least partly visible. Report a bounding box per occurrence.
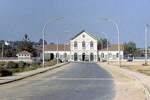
[82,34,85,38]
[74,41,78,48]
[82,41,86,48]
[74,53,78,61]
[109,53,112,58]
[101,53,104,58]
[116,53,119,58]
[56,53,59,58]
[64,53,67,58]
[90,41,93,48]
[90,53,94,61]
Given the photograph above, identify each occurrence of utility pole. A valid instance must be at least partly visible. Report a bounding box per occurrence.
[104,18,121,67]
[1,44,4,59]
[57,39,59,64]
[101,32,109,64]
[42,17,63,68]
[145,24,149,65]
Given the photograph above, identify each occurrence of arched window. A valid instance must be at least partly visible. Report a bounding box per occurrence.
[82,41,85,48]
[74,41,78,48]
[90,41,93,48]
[116,53,119,58]
[101,53,104,58]
[56,53,59,58]
[74,53,78,61]
[90,53,94,61]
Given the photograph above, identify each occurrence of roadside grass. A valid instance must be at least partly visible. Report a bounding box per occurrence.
[121,64,150,76]
[45,59,62,66]
[138,70,150,76]
[0,59,62,77]
[11,64,41,73]
[108,61,150,76]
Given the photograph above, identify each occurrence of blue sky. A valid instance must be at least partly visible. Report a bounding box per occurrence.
[0,0,150,47]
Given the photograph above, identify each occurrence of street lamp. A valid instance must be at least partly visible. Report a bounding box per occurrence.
[103,18,121,67]
[97,36,103,62]
[56,38,59,64]
[1,43,4,59]
[101,32,109,64]
[144,24,150,65]
[63,30,70,62]
[42,17,63,68]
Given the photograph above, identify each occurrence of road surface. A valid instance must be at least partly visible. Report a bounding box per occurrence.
[0,62,115,100]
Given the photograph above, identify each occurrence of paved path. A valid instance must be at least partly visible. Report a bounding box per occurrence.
[0,62,115,100]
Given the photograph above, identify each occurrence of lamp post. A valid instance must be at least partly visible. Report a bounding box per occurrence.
[101,32,109,64]
[42,17,63,68]
[63,30,70,62]
[56,38,59,64]
[145,24,150,65]
[1,44,4,59]
[97,37,103,62]
[104,18,121,67]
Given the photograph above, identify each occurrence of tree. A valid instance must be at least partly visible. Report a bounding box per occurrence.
[23,34,30,41]
[97,38,109,50]
[124,41,137,56]
[18,34,37,57]
[0,41,17,57]
[38,39,47,45]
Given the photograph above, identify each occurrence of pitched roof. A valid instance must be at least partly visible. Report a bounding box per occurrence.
[101,44,124,51]
[44,44,70,51]
[17,51,31,55]
[71,30,97,40]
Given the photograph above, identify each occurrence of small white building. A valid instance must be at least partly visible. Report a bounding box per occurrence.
[98,44,124,61]
[44,44,70,61]
[43,31,124,62]
[16,51,32,62]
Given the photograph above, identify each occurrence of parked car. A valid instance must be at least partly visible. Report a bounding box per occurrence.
[127,54,133,62]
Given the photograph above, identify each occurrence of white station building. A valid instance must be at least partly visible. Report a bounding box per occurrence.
[44,31,124,62]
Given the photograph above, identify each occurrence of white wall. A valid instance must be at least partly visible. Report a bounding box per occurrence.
[70,32,98,62]
[44,51,71,61]
[98,51,124,61]
[43,32,124,62]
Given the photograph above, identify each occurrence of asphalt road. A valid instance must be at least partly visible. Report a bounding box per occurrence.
[0,62,115,100]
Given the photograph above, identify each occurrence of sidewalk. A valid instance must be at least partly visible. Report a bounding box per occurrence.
[0,62,69,85]
[98,62,146,100]
[122,66,150,100]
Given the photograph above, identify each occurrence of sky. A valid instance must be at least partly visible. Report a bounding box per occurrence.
[0,0,150,47]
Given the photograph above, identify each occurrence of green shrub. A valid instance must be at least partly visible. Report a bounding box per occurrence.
[7,61,19,68]
[33,59,42,65]
[31,63,40,68]
[0,62,6,67]
[18,61,30,68]
[0,68,13,77]
[45,59,59,66]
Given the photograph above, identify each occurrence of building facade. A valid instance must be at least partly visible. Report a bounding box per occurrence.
[16,51,32,62]
[44,31,124,62]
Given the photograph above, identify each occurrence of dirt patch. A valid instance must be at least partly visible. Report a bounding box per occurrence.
[98,63,145,100]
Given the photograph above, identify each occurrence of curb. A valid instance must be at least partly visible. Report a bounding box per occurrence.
[0,62,69,85]
[142,83,150,100]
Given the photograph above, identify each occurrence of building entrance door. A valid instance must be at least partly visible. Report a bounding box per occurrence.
[50,53,54,60]
[82,53,85,61]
